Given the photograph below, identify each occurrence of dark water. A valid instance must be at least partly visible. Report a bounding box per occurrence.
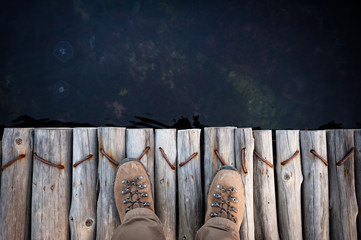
[1,0,361,133]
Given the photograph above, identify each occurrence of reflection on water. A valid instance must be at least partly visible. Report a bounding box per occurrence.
[0,0,360,132]
[52,80,70,99]
[53,41,74,63]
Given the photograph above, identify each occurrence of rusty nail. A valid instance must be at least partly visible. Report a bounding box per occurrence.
[254,150,274,168]
[281,150,300,166]
[179,152,198,167]
[100,148,119,166]
[73,154,94,167]
[241,147,247,174]
[214,149,227,165]
[33,153,64,169]
[159,147,176,170]
[310,149,328,166]
[336,147,354,166]
[1,154,26,171]
[138,146,150,160]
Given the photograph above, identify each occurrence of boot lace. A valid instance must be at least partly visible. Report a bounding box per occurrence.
[121,176,151,213]
[210,184,238,223]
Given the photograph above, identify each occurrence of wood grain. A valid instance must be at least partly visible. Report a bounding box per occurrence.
[31,128,72,240]
[275,130,303,240]
[327,129,357,240]
[69,128,98,240]
[155,129,177,240]
[0,140,1,197]
[300,130,329,240]
[235,128,255,240]
[355,130,361,238]
[0,128,33,240]
[253,130,280,240]
[97,127,125,240]
[178,129,203,240]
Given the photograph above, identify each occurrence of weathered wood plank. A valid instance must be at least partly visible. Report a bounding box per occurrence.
[0,140,1,198]
[253,130,280,240]
[204,127,236,204]
[235,128,255,240]
[355,130,361,238]
[97,127,125,240]
[300,130,329,240]
[31,128,72,240]
[155,129,177,240]
[0,128,33,240]
[275,130,303,240]
[178,129,203,240]
[69,128,98,240]
[126,128,155,196]
[327,129,358,240]
[0,140,2,198]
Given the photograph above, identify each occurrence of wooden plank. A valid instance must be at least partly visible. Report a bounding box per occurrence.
[126,128,155,196]
[275,130,303,240]
[0,140,2,197]
[0,128,33,239]
[97,127,125,240]
[355,130,361,237]
[327,129,358,240]
[155,129,177,240]
[31,128,72,240]
[235,128,254,240]
[69,128,98,240]
[178,129,203,240]
[300,130,329,240]
[253,130,280,240]
[204,127,236,204]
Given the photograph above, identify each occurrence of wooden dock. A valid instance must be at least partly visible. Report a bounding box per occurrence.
[0,127,360,240]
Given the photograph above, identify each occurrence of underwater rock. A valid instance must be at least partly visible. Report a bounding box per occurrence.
[53,41,74,63]
[106,101,126,119]
[53,80,70,99]
[221,66,278,127]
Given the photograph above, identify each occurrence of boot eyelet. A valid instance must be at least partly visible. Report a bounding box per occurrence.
[122,179,129,184]
[210,212,218,217]
[230,187,237,192]
[213,193,221,199]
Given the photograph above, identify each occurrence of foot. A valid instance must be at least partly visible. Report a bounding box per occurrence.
[114,158,154,222]
[205,166,245,230]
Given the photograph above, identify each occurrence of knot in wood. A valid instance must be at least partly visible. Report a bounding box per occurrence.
[85,218,94,227]
[284,173,291,181]
[15,138,22,145]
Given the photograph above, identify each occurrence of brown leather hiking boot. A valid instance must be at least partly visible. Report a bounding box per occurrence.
[205,166,246,229]
[114,158,154,222]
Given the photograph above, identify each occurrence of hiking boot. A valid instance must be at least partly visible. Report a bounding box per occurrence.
[114,158,154,222]
[205,165,246,229]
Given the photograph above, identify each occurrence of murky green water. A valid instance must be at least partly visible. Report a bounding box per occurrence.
[1,0,360,132]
